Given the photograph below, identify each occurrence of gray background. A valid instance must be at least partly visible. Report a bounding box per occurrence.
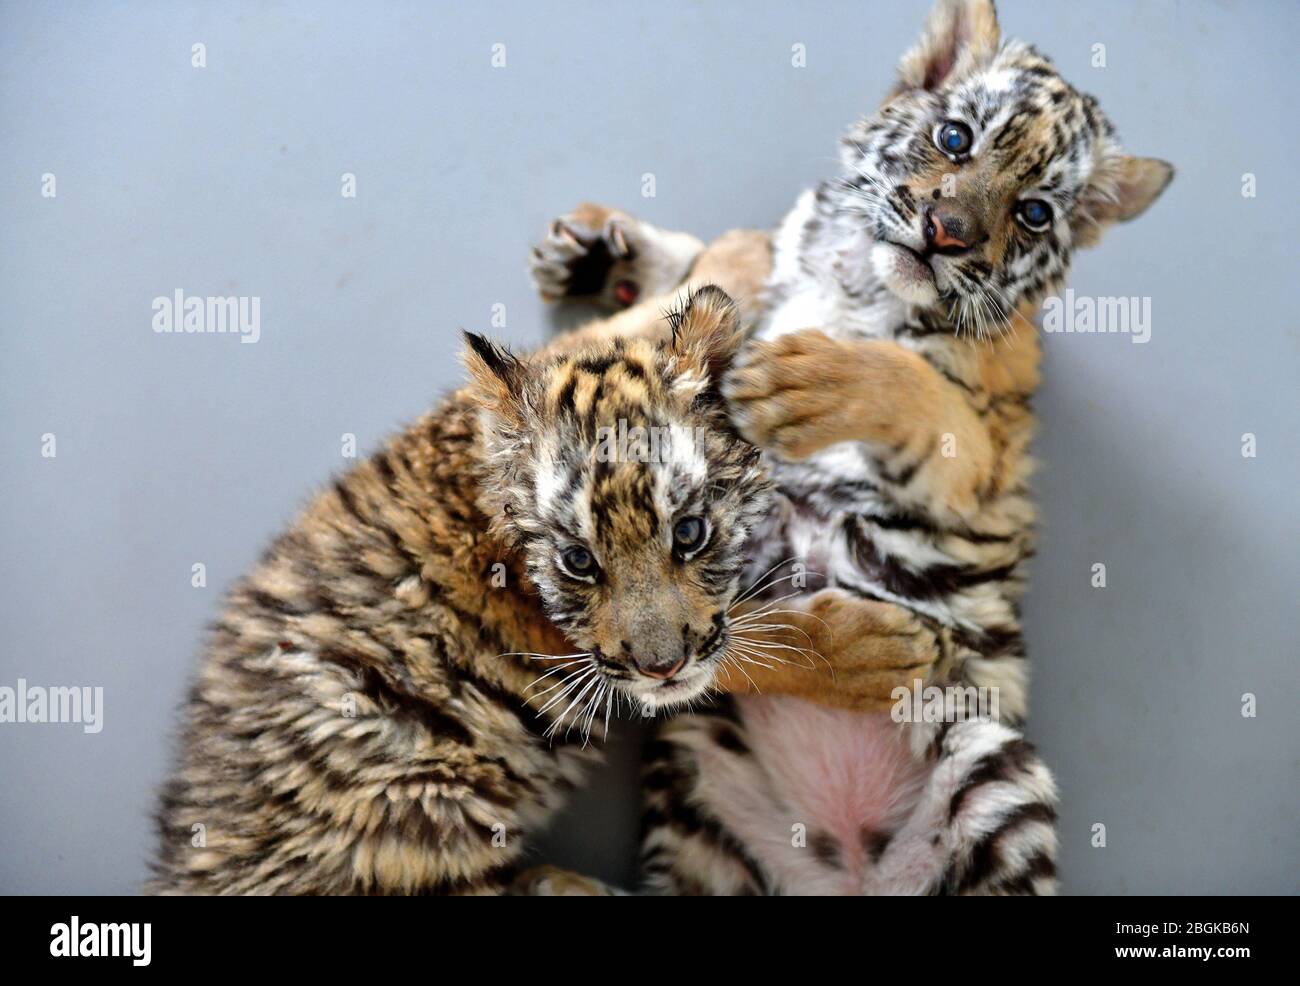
[1,0,1296,895]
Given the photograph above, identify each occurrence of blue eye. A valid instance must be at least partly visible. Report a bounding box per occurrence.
[937,121,973,156]
[673,516,707,554]
[560,546,598,578]
[1016,198,1053,231]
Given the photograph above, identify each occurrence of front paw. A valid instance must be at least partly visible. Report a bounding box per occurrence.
[723,330,860,460]
[804,590,941,711]
[528,203,643,307]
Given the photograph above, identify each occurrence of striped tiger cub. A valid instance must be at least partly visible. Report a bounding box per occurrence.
[149,287,939,894]
[526,0,1171,893]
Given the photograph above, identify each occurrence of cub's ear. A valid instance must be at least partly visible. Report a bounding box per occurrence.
[897,0,1000,92]
[669,285,744,382]
[1074,156,1175,247]
[462,331,527,424]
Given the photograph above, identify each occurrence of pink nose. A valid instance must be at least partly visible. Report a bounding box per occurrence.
[635,655,686,680]
[928,211,969,250]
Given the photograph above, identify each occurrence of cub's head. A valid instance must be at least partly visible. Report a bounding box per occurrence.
[465,287,771,714]
[835,0,1172,331]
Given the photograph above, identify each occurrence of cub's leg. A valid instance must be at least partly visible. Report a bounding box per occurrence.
[529,202,704,309]
[722,318,1040,525]
[640,706,772,895]
[861,719,1059,896]
[534,227,774,358]
[714,588,948,713]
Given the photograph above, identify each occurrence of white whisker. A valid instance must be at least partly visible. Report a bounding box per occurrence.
[498,651,592,662]
[548,672,601,738]
[528,661,595,700]
[523,658,588,694]
[537,666,597,715]
[729,557,801,608]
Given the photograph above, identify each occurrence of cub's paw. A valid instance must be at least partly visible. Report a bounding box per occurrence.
[528,203,702,309]
[510,864,621,896]
[529,203,635,304]
[802,589,942,711]
[723,330,861,460]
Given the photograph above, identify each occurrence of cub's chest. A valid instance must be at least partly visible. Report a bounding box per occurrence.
[759,281,901,344]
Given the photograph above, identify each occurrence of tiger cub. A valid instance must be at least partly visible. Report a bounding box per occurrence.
[528,0,1171,893]
[149,287,939,894]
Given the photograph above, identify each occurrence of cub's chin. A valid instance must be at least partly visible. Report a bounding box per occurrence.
[872,241,940,307]
[623,653,721,711]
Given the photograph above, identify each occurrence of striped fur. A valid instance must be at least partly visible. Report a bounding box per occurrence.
[530,0,1169,895]
[150,394,598,893]
[150,289,937,894]
[149,292,764,893]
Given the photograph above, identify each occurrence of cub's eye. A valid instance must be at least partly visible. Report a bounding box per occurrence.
[936,121,973,156]
[672,516,708,554]
[559,546,599,579]
[1016,198,1053,232]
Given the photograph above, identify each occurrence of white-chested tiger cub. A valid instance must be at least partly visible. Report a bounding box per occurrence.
[528,0,1170,893]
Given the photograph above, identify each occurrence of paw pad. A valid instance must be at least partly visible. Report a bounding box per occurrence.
[613,279,640,306]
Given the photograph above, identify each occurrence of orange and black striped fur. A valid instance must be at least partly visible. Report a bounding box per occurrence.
[527,0,1170,894]
[149,289,939,894]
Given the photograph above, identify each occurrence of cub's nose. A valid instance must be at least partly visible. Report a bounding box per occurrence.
[924,206,977,254]
[633,654,687,680]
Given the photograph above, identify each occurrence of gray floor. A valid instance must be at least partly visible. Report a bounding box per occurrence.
[1,0,1296,894]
